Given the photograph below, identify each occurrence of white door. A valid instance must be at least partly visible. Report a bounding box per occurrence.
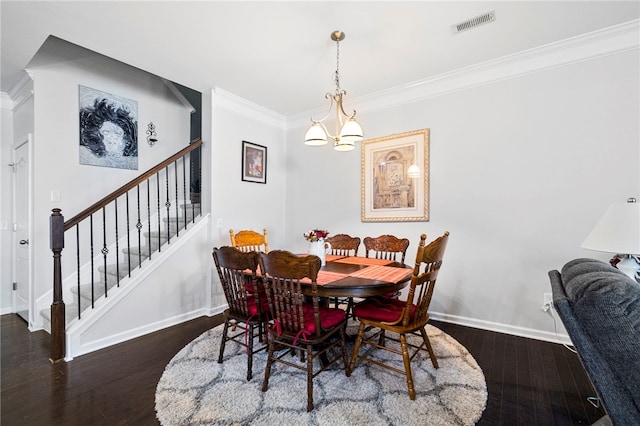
[13,136,31,322]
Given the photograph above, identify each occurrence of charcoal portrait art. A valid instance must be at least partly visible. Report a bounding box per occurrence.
[79,86,138,170]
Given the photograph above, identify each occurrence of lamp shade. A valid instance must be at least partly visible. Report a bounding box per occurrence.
[407,164,420,178]
[334,140,355,151]
[581,200,640,255]
[304,123,328,146]
[339,118,363,142]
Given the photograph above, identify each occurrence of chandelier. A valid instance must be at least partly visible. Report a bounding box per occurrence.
[304,31,363,151]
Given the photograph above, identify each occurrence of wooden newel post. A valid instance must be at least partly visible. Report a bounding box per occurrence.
[50,208,65,363]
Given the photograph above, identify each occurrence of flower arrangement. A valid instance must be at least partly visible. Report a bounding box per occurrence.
[304,229,329,242]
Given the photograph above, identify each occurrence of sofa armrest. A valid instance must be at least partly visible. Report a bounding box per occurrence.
[549,260,640,426]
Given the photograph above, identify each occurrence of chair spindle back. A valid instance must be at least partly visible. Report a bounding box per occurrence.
[363,234,410,264]
[325,234,361,257]
[403,232,449,327]
[258,250,322,337]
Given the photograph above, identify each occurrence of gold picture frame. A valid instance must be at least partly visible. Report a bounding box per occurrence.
[361,129,429,222]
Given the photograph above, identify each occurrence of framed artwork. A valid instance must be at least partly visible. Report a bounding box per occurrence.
[78,85,138,170]
[361,129,429,222]
[241,140,267,184]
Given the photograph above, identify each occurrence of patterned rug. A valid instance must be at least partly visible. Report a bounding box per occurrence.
[155,322,487,425]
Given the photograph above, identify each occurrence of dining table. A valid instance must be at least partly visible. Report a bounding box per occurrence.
[299,254,413,299]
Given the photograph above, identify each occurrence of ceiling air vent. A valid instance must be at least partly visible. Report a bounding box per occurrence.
[452,10,496,34]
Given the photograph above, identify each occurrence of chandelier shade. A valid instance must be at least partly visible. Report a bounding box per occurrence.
[304,31,363,151]
[304,122,329,146]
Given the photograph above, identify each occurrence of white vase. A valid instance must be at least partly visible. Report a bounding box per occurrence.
[308,239,331,266]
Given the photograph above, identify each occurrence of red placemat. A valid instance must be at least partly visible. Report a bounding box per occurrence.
[334,257,394,266]
[349,265,412,282]
[325,254,345,262]
[301,270,348,285]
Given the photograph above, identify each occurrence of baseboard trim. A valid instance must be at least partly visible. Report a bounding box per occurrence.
[207,304,227,317]
[430,310,572,345]
[65,308,209,361]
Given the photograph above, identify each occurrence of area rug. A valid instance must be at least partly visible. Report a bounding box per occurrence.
[155,322,487,425]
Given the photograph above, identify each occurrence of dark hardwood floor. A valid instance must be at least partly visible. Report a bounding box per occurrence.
[1,313,604,425]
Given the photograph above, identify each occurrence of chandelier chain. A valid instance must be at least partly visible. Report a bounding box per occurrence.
[334,38,341,95]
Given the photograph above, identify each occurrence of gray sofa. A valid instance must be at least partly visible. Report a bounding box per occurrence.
[549,258,640,426]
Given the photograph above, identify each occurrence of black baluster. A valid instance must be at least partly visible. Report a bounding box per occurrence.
[114,199,120,287]
[90,214,95,308]
[136,185,143,267]
[156,171,161,252]
[76,225,81,319]
[126,192,131,277]
[182,156,187,228]
[102,207,108,297]
[165,166,171,244]
[147,180,152,260]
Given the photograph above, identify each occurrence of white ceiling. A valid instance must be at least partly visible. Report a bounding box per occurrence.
[2,1,638,117]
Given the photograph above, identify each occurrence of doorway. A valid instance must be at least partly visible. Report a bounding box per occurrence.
[12,135,31,323]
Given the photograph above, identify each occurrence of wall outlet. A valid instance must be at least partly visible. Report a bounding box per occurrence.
[541,292,553,311]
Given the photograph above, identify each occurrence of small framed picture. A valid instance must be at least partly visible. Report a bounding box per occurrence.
[241,140,267,184]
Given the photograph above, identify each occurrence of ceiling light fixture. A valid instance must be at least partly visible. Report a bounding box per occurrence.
[304,31,363,151]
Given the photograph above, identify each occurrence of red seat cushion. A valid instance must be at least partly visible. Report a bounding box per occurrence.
[245,279,266,295]
[274,304,345,335]
[353,297,416,323]
[244,294,270,317]
[301,304,346,333]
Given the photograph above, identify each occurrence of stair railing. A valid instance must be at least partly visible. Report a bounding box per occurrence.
[49,138,202,363]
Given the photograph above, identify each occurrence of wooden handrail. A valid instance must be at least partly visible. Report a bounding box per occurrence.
[64,138,202,230]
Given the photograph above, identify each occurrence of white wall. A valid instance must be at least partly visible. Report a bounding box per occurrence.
[26,37,192,317]
[209,89,287,306]
[285,48,639,341]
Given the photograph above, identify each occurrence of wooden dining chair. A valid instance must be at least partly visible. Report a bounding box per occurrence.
[363,234,410,264]
[325,233,361,315]
[212,246,269,381]
[229,228,269,253]
[350,231,450,400]
[258,250,351,412]
[325,233,361,257]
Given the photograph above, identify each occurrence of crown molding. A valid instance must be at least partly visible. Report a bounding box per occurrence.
[4,71,34,112]
[212,87,286,129]
[288,19,640,129]
[1,92,13,111]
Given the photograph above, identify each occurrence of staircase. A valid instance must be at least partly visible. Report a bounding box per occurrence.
[40,203,201,332]
[47,139,204,362]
